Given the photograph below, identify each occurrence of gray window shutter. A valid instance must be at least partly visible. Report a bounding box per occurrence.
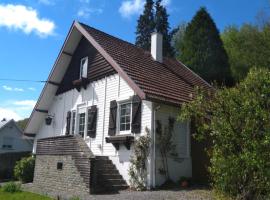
[131,95,142,134]
[108,100,117,136]
[87,105,98,138]
[66,111,71,135]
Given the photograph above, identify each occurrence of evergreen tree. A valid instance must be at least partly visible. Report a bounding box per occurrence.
[135,0,155,50]
[180,7,233,86]
[155,0,174,57]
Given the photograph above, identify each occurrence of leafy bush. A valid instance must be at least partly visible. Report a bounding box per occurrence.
[2,182,21,193]
[179,68,270,199]
[129,128,151,191]
[14,156,35,183]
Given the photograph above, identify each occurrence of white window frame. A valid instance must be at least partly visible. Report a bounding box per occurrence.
[80,56,88,79]
[76,103,87,139]
[117,100,132,135]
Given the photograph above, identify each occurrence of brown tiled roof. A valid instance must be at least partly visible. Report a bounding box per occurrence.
[81,23,212,105]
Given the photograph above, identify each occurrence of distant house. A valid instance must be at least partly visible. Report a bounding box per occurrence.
[0,119,32,154]
[0,118,33,180]
[24,21,212,196]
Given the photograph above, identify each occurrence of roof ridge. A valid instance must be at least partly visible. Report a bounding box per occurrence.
[79,22,177,62]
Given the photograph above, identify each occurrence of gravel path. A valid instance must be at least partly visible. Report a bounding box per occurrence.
[22,183,213,200]
[87,188,213,200]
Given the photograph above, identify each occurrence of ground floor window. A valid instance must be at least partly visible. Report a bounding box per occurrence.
[119,102,132,132]
[71,110,76,135]
[78,113,85,137]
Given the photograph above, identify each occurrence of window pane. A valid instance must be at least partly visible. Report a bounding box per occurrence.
[120,124,125,131]
[119,102,131,131]
[126,116,130,123]
[79,113,85,137]
[126,124,130,130]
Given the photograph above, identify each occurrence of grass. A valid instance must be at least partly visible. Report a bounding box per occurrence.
[0,188,52,200]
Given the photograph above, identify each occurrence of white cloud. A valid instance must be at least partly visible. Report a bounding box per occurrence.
[0,108,22,121]
[77,7,103,18]
[0,4,55,37]
[28,87,36,91]
[119,0,145,18]
[14,88,24,92]
[0,99,37,120]
[161,0,171,7]
[13,100,36,107]
[2,85,12,91]
[2,85,24,92]
[38,0,55,6]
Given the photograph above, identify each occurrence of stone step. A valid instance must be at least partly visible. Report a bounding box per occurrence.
[95,159,112,164]
[97,169,119,174]
[98,178,126,185]
[99,174,123,179]
[95,156,109,160]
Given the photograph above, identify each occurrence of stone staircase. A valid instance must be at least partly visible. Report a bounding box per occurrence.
[72,135,95,190]
[95,156,128,193]
[36,135,128,194]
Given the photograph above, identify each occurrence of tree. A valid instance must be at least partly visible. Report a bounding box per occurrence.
[222,24,270,81]
[179,7,233,86]
[179,68,270,199]
[135,0,174,57]
[155,0,174,57]
[16,118,29,131]
[171,22,187,58]
[135,0,155,51]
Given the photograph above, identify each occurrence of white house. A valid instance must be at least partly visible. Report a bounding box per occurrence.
[0,118,32,154]
[24,21,212,196]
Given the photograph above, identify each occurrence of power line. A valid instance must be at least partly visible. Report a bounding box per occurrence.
[0,78,46,83]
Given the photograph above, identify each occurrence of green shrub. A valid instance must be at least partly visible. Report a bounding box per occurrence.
[69,197,80,200]
[14,156,35,183]
[179,68,270,199]
[2,182,21,193]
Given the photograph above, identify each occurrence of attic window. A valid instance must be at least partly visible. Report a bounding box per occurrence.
[80,57,88,79]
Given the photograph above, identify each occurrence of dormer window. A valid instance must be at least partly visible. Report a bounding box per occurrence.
[80,57,88,79]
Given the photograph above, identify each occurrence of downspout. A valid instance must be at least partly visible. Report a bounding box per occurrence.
[152,104,160,188]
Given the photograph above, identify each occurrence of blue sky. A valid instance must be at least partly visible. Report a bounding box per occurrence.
[0,0,269,120]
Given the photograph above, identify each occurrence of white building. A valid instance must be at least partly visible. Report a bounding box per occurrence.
[25,21,212,195]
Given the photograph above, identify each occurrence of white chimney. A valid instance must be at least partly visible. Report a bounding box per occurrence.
[151,32,163,63]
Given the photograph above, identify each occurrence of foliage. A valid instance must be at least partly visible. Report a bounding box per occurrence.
[69,197,80,200]
[171,22,187,58]
[156,117,176,180]
[0,188,52,200]
[135,0,155,51]
[179,68,270,199]
[135,0,174,57]
[222,24,270,82]
[129,128,151,190]
[16,118,29,131]
[178,7,233,86]
[14,156,35,183]
[2,182,21,193]
[155,0,174,57]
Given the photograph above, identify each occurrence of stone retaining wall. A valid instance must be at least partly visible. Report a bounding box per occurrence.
[33,155,89,198]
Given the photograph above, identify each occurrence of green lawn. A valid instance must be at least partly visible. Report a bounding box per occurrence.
[0,189,52,200]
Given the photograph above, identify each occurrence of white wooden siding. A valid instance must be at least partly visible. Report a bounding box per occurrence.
[34,74,153,183]
[154,104,191,186]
